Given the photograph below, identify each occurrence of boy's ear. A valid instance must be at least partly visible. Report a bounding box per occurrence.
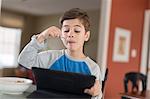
[85,31,90,41]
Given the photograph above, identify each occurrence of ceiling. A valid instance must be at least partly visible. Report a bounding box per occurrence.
[1,0,100,16]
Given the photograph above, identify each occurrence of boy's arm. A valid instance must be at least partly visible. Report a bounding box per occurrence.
[18,35,49,69]
[18,26,61,69]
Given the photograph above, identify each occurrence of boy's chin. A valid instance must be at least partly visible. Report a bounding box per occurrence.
[67,47,78,51]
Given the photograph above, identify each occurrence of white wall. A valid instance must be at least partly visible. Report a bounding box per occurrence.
[97,0,112,80]
[0,0,2,76]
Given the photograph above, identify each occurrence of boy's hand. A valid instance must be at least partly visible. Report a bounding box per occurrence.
[37,26,61,43]
[84,80,101,97]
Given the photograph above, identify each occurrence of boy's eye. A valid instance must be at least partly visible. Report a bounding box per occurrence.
[64,30,69,32]
[74,30,80,33]
[63,29,69,33]
[74,27,81,33]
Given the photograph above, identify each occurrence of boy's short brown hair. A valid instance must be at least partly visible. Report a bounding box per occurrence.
[59,8,90,32]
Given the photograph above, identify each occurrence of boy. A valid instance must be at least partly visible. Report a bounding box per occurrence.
[18,8,102,99]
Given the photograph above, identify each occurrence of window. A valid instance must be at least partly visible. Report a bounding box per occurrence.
[0,26,22,68]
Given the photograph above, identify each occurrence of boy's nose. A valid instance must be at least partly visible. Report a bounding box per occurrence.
[68,35,74,38]
[68,31,74,38]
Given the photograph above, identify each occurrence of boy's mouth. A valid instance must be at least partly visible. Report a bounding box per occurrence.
[67,41,76,44]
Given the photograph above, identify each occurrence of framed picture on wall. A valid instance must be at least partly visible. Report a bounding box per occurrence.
[112,27,131,62]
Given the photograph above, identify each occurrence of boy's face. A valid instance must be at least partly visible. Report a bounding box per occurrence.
[61,19,90,51]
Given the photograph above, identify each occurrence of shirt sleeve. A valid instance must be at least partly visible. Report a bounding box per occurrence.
[18,35,50,69]
[85,58,102,81]
[85,58,103,99]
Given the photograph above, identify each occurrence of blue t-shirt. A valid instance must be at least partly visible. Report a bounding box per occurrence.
[50,54,91,75]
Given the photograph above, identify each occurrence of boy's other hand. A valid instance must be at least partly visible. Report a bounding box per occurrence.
[37,26,61,43]
[84,80,101,97]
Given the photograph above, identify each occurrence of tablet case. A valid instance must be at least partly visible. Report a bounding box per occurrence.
[27,67,96,98]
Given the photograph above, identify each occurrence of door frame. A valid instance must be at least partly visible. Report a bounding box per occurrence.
[140,10,150,89]
[97,0,112,80]
[0,0,1,15]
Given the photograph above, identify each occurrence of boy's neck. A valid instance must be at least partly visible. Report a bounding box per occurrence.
[66,49,86,59]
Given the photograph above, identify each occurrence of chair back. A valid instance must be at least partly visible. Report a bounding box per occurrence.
[102,68,108,93]
[124,72,147,93]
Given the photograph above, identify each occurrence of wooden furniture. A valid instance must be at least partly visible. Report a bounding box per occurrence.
[120,90,150,99]
[124,72,147,93]
[121,72,147,99]
[15,65,35,84]
[102,68,108,99]
[102,68,108,92]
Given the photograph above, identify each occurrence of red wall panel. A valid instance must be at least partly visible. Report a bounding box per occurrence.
[105,0,148,98]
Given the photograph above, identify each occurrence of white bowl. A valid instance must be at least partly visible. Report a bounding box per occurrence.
[0,77,33,95]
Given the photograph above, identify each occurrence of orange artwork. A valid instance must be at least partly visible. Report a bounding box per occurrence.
[113,27,131,62]
[118,36,126,55]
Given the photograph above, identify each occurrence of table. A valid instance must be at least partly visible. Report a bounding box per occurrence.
[120,90,150,99]
[0,85,36,99]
